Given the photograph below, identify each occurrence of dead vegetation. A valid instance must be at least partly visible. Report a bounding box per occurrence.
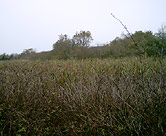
[0,58,166,135]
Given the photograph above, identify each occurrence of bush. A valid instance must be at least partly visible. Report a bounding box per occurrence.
[0,58,166,135]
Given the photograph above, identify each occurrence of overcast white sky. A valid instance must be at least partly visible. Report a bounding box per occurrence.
[0,0,166,54]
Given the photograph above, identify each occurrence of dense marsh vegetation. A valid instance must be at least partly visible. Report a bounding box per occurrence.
[0,58,166,135]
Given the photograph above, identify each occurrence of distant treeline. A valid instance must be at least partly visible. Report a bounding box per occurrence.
[1,25,166,61]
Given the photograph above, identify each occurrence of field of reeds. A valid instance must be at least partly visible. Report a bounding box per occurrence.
[0,58,166,135]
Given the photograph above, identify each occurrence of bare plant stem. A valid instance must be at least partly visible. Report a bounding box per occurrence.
[160,47,164,89]
[110,13,165,92]
[111,13,137,47]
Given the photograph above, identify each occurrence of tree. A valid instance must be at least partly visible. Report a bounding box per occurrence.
[0,53,9,61]
[20,48,36,59]
[53,34,73,50]
[23,48,36,54]
[155,25,166,43]
[52,34,74,59]
[73,31,93,47]
[0,53,14,61]
[153,25,166,57]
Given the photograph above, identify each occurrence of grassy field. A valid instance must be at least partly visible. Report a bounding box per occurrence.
[0,58,166,135]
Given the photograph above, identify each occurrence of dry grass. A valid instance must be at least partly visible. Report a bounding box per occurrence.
[0,58,166,135]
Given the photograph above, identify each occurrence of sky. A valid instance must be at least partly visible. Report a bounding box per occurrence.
[0,0,166,54]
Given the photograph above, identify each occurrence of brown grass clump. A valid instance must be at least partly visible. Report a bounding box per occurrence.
[0,58,166,135]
